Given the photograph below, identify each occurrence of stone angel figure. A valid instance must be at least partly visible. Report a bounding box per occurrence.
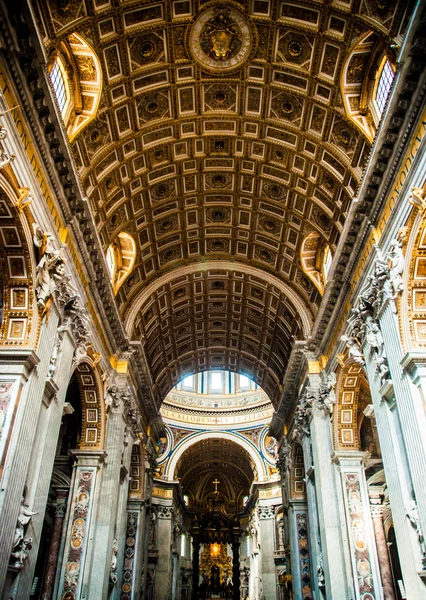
[341,335,365,366]
[11,537,33,568]
[33,223,65,311]
[406,498,426,557]
[110,538,118,584]
[13,500,37,549]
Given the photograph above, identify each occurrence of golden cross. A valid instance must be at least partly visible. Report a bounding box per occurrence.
[213,478,220,492]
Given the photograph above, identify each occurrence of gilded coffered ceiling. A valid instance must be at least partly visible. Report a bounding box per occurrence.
[34,0,410,404]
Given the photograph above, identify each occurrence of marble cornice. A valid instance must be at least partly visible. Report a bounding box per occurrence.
[0,348,40,378]
[308,3,426,355]
[269,341,307,438]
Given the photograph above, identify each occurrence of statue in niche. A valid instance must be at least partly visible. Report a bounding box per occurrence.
[387,237,404,297]
[406,497,426,565]
[317,555,325,588]
[10,498,37,569]
[10,537,33,568]
[249,511,260,553]
[148,510,157,550]
[110,538,118,584]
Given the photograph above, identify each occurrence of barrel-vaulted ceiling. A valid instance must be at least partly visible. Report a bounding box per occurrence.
[34,0,409,405]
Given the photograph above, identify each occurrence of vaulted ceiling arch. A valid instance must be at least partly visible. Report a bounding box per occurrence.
[128,263,310,405]
[33,0,411,405]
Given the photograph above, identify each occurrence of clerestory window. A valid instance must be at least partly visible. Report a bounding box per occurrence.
[50,58,69,117]
[375,60,395,117]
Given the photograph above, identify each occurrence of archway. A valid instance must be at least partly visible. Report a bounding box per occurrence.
[32,360,105,599]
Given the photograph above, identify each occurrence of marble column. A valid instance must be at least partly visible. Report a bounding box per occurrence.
[299,435,322,600]
[40,493,68,600]
[191,534,200,600]
[56,451,105,600]
[333,451,383,600]
[259,506,276,599]
[85,384,128,599]
[0,306,59,592]
[370,505,396,600]
[14,324,76,600]
[154,505,174,600]
[288,500,311,600]
[308,389,352,597]
[362,334,426,597]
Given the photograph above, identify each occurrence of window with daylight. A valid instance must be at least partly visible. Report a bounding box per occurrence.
[324,247,333,282]
[50,59,69,117]
[375,60,394,116]
[105,232,136,294]
[239,375,250,389]
[211,372,222,391]
[175,371,257,394]
[182,375,194,389]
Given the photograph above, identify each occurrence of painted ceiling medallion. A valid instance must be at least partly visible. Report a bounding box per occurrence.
[189,5,253,73]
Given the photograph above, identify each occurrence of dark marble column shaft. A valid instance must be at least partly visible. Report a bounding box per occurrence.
[232,538,240,600]
[371,510,396,600]
[40,498,67,600]
[191,535,200,600]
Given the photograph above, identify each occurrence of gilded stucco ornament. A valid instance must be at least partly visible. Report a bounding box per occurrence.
[189,5,253,73]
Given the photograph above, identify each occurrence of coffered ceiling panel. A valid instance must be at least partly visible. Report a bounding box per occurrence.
[34,0,409,402]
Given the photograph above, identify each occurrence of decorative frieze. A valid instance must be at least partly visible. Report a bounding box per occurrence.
[277,437,291,475]
[105,384,143,437]
[295,512,312,599]
[59,467,97,600]
[157,505,174,519]
[343,472,377,599]
[120,511,139,599]
[110,538,118,586]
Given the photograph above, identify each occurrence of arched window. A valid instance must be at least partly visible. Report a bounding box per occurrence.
[49,58,70,118]
[375,59,395,117]
[105,232,136,294]
[323,246,333,282]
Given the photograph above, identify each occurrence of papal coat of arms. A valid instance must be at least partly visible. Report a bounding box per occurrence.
[189,5,253,72]
[200,10,242,61]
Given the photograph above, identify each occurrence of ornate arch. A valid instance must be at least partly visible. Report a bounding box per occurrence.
[165,430,268,482]
[72,360,106,450]
[0,180,36,347]
[401,191,426,351]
